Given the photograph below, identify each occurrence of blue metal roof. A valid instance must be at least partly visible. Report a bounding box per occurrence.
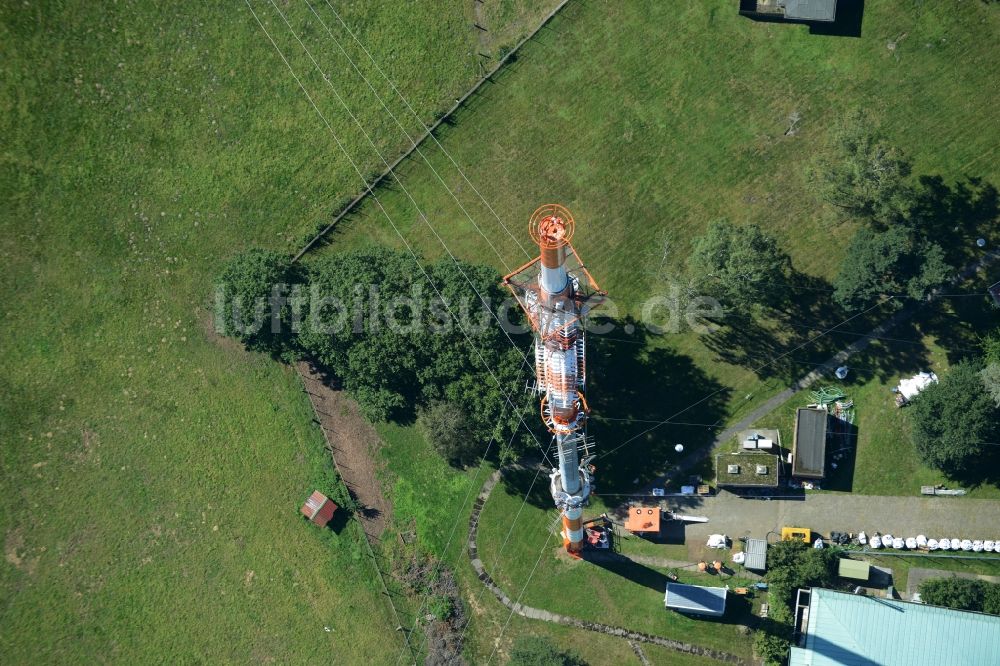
[789,588,1000,666]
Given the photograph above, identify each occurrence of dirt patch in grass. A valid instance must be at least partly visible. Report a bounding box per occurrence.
[5,528,38,575]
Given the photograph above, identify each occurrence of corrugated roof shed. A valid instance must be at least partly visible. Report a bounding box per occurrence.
[793,407,827,478]
[783,0,837,21]
[837,558,870,581]
[664,583,727,617]
[788,588,1000,666]
[745,538,767,571]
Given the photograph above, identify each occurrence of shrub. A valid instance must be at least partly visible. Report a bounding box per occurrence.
[919,578,988,612]
[754,629,790,666]
[508,635,586,666]
[417,401,477,466]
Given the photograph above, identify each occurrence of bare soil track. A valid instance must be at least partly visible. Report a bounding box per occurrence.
[298,361,391,542]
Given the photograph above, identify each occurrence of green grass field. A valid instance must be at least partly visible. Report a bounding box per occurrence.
[5,0,1000,663]
[0,0,560,661]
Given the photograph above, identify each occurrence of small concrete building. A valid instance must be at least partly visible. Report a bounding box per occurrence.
[665,583,727,617]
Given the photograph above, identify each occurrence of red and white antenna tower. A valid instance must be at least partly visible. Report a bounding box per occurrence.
[504,205,607,554]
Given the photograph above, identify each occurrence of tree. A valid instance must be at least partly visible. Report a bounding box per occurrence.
[418,401,477,466]
[808,109,914,227]
[910,360,1000,479]
[832,226,950,310]
[215,248,299,356]
[688,219,791,312]
[508,636,586,666]
[982,329,1000,365]
[982,363,1000,409]
[765,540,838,600]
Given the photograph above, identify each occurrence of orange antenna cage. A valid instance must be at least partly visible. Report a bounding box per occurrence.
[528,204,575,249]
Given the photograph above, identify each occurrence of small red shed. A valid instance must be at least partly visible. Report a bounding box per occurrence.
[301,490,338,527]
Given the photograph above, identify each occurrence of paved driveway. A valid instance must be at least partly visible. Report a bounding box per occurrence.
[664,491,1000,549]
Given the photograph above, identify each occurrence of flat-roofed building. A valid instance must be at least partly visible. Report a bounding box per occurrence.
[792,407,827,479]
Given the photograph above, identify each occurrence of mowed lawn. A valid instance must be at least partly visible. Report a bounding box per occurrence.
[0,0,560,661]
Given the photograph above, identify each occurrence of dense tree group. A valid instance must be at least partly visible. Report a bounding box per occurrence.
[809,110,953,310]
[216,246,534,464]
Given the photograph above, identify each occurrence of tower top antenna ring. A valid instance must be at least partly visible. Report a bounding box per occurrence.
[529,204,575,249]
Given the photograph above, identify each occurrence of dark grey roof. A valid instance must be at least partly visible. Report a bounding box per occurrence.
[745,538,767,571]
[664,583,727,616]
[783,0,837,21]
[793,407,827,478]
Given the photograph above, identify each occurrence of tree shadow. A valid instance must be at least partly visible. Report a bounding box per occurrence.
[910,176,998,266]
[703,269,931,384]
[586,316,731,492]
[916,293,998,367]
[498,463,553,509]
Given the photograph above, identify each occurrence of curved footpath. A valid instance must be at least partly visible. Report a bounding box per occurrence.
[467,471,749,665]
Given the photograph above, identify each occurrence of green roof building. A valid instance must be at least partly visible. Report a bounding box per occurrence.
[790,588,1000,666]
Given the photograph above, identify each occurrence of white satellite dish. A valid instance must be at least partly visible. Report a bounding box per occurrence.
[977,238,987,248]
[674,444,684,453]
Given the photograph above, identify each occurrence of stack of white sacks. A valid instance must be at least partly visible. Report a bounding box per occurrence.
[858,531,996,552]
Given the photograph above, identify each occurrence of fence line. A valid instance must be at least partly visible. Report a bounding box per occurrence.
[291,0,574,263]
